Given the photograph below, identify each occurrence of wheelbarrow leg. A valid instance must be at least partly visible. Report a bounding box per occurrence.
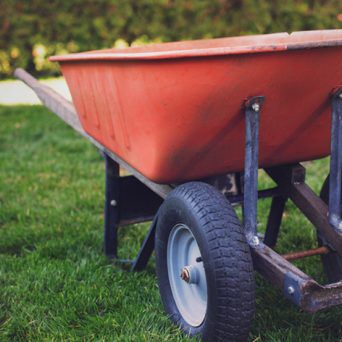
[264,195,288,247]
[243,96,265,246]
[131,212,159,271]
[104,153,120,258]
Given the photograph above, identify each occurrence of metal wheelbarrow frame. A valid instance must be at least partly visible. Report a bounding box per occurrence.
[14,67,342,336]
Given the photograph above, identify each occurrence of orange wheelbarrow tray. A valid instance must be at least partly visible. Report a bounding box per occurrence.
[50,29,342,184]
[15,29,342,341]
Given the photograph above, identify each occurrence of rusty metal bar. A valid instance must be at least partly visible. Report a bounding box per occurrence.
[282,246,329,261]
[266,164,342,255]
[252,243,342,312]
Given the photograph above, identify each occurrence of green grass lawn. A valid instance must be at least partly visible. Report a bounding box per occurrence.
[1,105,342,341]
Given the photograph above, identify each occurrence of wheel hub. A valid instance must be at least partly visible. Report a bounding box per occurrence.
[180,265,200,284]
[167,223,207,327]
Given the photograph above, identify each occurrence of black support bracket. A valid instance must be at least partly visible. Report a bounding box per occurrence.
[328,87,342,231]
[104,154,120,258]
[243,95,265,247]
[103,154,163,260]
[131,212,159,272]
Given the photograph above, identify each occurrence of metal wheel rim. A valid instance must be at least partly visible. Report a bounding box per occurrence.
[167,223,207,327]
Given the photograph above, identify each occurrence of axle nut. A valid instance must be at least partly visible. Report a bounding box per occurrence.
[180,267,190,283]
[180,265,199,284]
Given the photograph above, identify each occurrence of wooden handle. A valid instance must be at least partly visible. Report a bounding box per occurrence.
[13,68,84,135]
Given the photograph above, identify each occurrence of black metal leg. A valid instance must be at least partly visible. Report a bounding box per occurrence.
[329,88,342,231]
[243,96,264,246]
[264,195,287,247]
[131,212,159,272]
[104,153,120,258]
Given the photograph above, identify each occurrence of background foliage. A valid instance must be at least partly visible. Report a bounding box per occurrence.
[1,0,342,79]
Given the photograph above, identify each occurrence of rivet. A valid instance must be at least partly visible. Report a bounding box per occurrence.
[288,286,295,295]
[110,199,117,207]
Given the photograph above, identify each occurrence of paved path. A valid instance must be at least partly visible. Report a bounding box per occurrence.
[0,78,71,105]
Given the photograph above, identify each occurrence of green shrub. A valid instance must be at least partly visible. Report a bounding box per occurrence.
[1,0,341,79]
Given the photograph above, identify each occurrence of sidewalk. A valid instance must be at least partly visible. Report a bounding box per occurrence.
[0,78,71,105]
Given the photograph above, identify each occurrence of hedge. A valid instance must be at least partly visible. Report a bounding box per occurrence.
[1,0,341,79]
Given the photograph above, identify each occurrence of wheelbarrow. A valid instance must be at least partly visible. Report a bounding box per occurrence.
[15,29,342,341]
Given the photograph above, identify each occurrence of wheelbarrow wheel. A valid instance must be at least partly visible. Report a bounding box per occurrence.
[155,182,255,341]
[318,175,342,282]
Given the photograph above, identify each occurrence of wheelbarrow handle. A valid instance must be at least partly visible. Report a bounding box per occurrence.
[13,68,84,135]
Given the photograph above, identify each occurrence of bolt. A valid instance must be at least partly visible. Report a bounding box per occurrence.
[180,267,190,283]
[110,199,117,207]
[288,286,295,295]
[252,103,260,112]
[251,235,260,247]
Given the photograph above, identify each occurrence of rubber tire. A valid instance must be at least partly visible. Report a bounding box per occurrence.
[318,176,342,282]
[155,182,255,342]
